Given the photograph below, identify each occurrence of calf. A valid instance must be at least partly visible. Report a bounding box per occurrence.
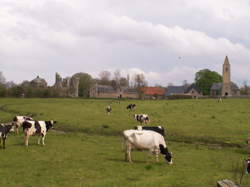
[106,105,112,115]
[123,129,172,164]
[13,116,34,134]
[135,126,165,137]
[127,104,136,111]
[22,120,56,146]
[134,114,150,124]
[0,123,14,149]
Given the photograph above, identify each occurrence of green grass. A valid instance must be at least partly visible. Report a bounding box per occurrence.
[0,98,250,186]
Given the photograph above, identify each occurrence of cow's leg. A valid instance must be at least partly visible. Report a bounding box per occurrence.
[37,135,41,145]
[155,149,160,162]
[41,134,46,146]
[0,137,2,148]
[3,137,6,149]
[16,126,19,134]
[127,144,132,163]
[24,135,29,146]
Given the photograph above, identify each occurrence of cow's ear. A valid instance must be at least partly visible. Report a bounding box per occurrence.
[54,121,57,124]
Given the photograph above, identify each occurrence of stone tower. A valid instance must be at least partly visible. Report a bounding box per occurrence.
[221,56,232,96]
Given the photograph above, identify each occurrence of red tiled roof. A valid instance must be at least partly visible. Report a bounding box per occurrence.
[140,87,165,96]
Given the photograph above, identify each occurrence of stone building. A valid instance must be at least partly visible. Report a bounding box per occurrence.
[210,56,240,97]
[30,76,48,88]
[53,73,80,97]
[89,83,138,98]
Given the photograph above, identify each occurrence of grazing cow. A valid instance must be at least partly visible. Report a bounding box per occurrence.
[106,105,112,115]
[134,114,150,124]
[0,123,14,149]
[246,156,250,174]
[13,116,34,134]
[135,126,165,137]
[123,129,172,164]
[217,97,222,103]
[22,120,56,146]
[127,104,136,111]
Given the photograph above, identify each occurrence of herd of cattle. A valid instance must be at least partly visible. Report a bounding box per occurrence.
[1,103,172,164]
[0,116,56,148]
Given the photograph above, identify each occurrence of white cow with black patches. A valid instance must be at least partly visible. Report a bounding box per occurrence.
[123,129,173,164]
[22,120,56,146]
[13,116,33,134]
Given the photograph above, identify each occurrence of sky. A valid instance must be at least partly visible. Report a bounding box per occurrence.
[0,0,250,86]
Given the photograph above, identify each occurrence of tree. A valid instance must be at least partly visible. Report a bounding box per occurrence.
[134,73,147,88]
[73,73,93,98]
[113,70,121,89]
[195,69,222,95]
[99,71,111,85]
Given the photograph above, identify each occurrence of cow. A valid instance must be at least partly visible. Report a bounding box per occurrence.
[134,114,150,124]
[123,129,172,164]
[22,120,56,146]
[13,116,34,134]
[127,104,136,111]
[106,105,112,115]
[135,126,165,137]
[0,123,15,149]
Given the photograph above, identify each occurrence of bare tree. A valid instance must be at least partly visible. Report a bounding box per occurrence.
[133,73,147,88]
[98,71,111,85]
[113,70,121,90]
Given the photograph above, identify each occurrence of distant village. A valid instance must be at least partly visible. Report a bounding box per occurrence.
[0,56,249,99]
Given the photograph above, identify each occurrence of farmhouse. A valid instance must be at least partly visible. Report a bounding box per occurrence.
[165,84,202,98]
[140,87,166,99]
[210,56,240,97]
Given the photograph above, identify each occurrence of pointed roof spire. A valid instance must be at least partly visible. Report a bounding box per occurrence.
[224,56,230,65]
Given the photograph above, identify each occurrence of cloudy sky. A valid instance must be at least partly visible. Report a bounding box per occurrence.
[1,0,250,86]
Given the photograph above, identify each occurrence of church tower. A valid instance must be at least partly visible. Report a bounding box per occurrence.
[221,56,232,96]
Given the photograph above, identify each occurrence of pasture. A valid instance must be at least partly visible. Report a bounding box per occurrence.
[0,98,250,186]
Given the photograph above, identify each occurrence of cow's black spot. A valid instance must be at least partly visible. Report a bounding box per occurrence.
[35,121,41,133]
[13,116,18,122]
[22,121,32,130]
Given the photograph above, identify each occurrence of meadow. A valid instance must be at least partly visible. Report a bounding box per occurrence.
[0,98,250,187]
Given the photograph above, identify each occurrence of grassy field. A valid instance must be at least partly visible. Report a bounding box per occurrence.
[0,98,250,187]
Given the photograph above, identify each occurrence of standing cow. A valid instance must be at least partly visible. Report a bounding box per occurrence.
[23,120,56,146]
[13,116,33,134]
[127,104,136,111]
[123,129,172,164]
[106,105,112,115]
[0,123,14,149]
[134,114,150,124]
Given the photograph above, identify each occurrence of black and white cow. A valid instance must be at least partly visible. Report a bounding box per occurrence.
[106,105,112,115]
[123,129,172,164]
[135,126,165,137]
[13,116,34,134]
[127,104,136,111]
[22,120,56,146]
[0,123,14,149]
[134,114,150,124]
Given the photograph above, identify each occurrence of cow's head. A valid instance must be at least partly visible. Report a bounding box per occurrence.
[45,121,57,130]
[159,144,173,164]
